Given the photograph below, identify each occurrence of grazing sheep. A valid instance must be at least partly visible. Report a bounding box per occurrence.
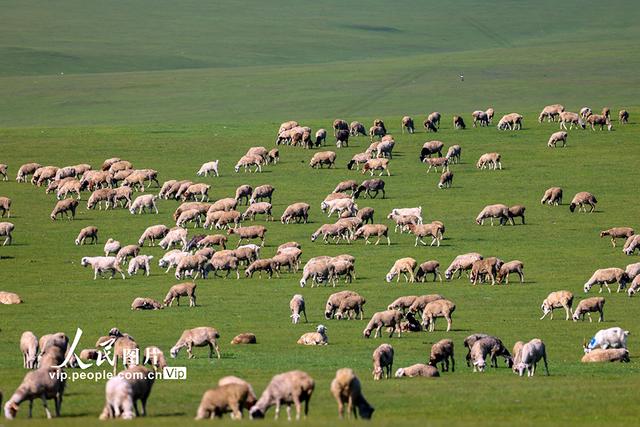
[315,129,327,146]
[334,179,358,194]
[416,260,442,282]
[420,141,444,160]
[87,188,115,210]
[463,334,488,367]
[385,257,417,283]
[514,339,549,377]
[170,327,221,359]
[245,258,276,279]
[196,160,219,177]
[573,297,605,322]
[4,367,65,419]
[353,224,390,245]
[129,194,158,214]
[619,109,629,125]
[584,268,629,293]
[422,299,455,332]
[581,348,629,363]
[175,254,208,280]
[234,154,264,173]
[330,368,374,419]
[438,171,453,189]
[333,119,349,135]
[20,331,39,369]
[196,234,227,250]
[115,244,140,265]
[625,262,640,280]
[335,129,350,148]
[310,223,350,245]
[81,256,125,280]
[50,199,78,220]
[387,296,418,312]
[362,158,390,176]
[137,224,169,247]
[569,191,597,213]
[131,297,163,310]
[159,227,188,250]
[195,383,254,420]
[423,157,449,173]
[127,255,154,277]
[585,327,629,352]
[423,119,437,132]
[547,131,568,148]
[0,196,11,218]
[540,290,573,320]
[401,116,414,134]
[163,282,197,307]
[452,115,466,129]
[109,160,133,173]
[407,222,444,247]
[0,163,8,181]
[228,225,267,247]
[297,324,329,345]
[623,234,640,255]
[372,344,394,380]
[280,202,311,224]
[249,184,275,204]
[559,111,586,130]
[334,295,365,320]
[103,238,121,256]
[242,202,273,222]
[33,166,59,186]
[348,121,365,137]
[206,255,240,279]
[249,370,315,421]
[363,310,403,338]
[324,291,360,319]
[181,183,210,202]
[538,104,565,122]
[628,276,640,297]
[321,198,356,218]
[586,114,612,131]
[356,206,374,224]
[580,107,592,119]
[429,339,454,372]
[353,178,385,199]
[390,207,423,223]
[472,110,489,127]
[507,205,526,225]
[75,226,98,245]
[98,365,154,419]
[231,333,257,345]
[600,227,634,248]
[497,113,523,130]
[299,258,336,287]
[290,294,308,324]
[476,152,502,170]
[444,252,483,280]
[469,336,513,372]
[496,260,525,284]
[445,144,462,164]
[16,162,42,183]
[475,204,509,226]
[142,346,167,371]
[541,187,563,205]
[387,213,418,233]
[369,125,386,140]
[310,151,337,169]
[346,152,371,170]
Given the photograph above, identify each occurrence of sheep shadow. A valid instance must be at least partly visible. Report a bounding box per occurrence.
[0,255,15,260]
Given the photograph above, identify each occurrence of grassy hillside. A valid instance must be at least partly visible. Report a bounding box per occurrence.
[1,1,640,425]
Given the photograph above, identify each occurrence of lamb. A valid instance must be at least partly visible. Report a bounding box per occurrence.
[475,204,509,225]
[559,111,586,130]
[289,294,308,324]
[569,191,597,213]
[372,344,394,380]
[415,260,442,282]
[420,141,444,160]
[623,235,640,255]
[280,202,310,224]
[297,324,329,345]
[249,370,315,420]
[422,299,455,332]
[452,115,466,129]
[170,327,220,359]
[228,225,267,247]
[299,258,336,287]
[385,257,417,283]
[472,110,489,127]
[497,113,523,130]
[129,194,158,214]
[514,339,549,377]
[20,331,39,369]
[98,365,154,419]
[547,131,568,148]
[346,153,370,170]
[249,184,275,204]
[330,368,374,420]
[242,202,273,222]
[429,339,454,372]
[50,198,78,220]
[159,227,188,250]
[407,222,444,247]
[423,156,449,173]
[541,187,563,205]
[310,151,337,169]
[163,282,197,307]
[324,291,360,319]
[137,224,169,247]
[496,260,525,284]
[16,162,42,183]
[0,163,7,181]
[81,256,126,280]
[363,310,403,338]
[585,327,629,352]
[390,207,422,223]
[131,297,163,310]
[196,160,219,177]
[619,109,629,125]
[401,116,415,134]
[387,296,418,312]
[362,158,390,176]
[584,268,629,293]
[540,290,574,320]
[4,367,65,419]
[581,348,630,363]
[353,178,385,199]
[476,152,502,170]
[586,114,612,131]
[444,252,483,280]
[572,296,605,322]
[353,224,390,245]
[175,254,208,279]
[229,333,257,345]
[538,104,565,122]
[74,225,98,246]
[600,227,634,247]
[395,364,439,378]
[438,171,453,189]
[127,255,154,276]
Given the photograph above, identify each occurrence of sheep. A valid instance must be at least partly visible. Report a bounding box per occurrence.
[0,197,11,218]
[420,141,444,160]
[569,191,597,213]
[195,383,255,420]
[0,163,7,181]
[423,119,437,132]
[352,224,390,246]
[206,210,241,230]
[395,364,440,378]
[385,257,417,283]
[335,129,350,148]
[109,160,133,173]
[580,107,592,119]
[136,224,168,247]
[112,186,133,208]
[249,370,314,421]
[131,297,163,310]
[299,258,336,287]
[363,310,403,338]
[468,256,503,285]
[586,113,612,131]
[315,128,327,146]
[333,294,365,320]
[581,348,630,363]
[324,291,360,319]
[196,234,227,250]
[572,296,605,322]
[197,160,219,177]
[98,365,154,419]
[115,244,140,265]
[228,225,267,247]
[143,346,167,371]
[46,176,75,195]
[415,260,442,282]
[476,152,502,170]
[558,111,586,130]
[514,339,548,377]
[129,194,158,214]
[625,262,640,280]
[407,222,443,247]
[242,202,273,222]
[272,251,301,273]
[280,202,310,224]
[369,125,386,140]
[353,178,385,199]
[277,120,299,136]
[540,290,574,320]
[399,115,415,134]
[159,179,183,199]
[585,327,629,352]
[81,256,125,280]
[497,113,523,130]
[235,154,263,173]
[584,268,629,293]
[422,299,455,332]
[87,188,115,210]
[628,276,640,297]
[50,198,78,220]
[332,119,349,135]
[507,205,526,225]
[16,162,42,183]
[159,227,188,250]
[206,255,240,279]
[356,206,374,224]
[452,115,466,130]
[330,368,374,420]
[600,227,634,247]
[127,255,153,277]
[445,144,462,164]
[297,324,329,345]
[310,151,337,169]
[547,131,568,148]
[163,282,197,307]
[390,206,422,223]
[362,158,390,176]
[623,235,640,255]
[74,225,98,246]
[100,157,121,171]
[469,336,513,372]
[4,367,65,419]
[472,110,489,127]
[33,166,59,186]
[20,331,39,369]
[429,339,454,372]
[387,296,418,312]
[289,294,308,324]
[496,260,525,284]
[346,153,370,170]
[321,198,356,218]
[619,109,629,125]
[175,254,208,279]
[244,258,275,279]
[170,327,220,359]
[423,156,449,173]
[438,171,453,189]
[541,187,563,205]
[444,252,483,280]
[475,204,509,226]
[310,223,349,245]
[175,208,202,228]
[181,183,210,202]
[79,348,99,362]
[249,184,275,204]
[538,104,565,122]
[102,238,120,256]
[230,333,257,345]
[372,344,394,380]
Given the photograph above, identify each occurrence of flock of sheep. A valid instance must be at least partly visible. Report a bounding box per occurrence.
[0,104,635,420]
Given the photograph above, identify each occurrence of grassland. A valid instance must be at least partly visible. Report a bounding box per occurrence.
[1,0,640,426]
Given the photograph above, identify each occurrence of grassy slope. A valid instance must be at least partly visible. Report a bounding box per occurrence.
[1,0,640,425]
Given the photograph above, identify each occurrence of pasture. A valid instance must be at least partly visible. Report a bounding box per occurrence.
[1,0,640,425]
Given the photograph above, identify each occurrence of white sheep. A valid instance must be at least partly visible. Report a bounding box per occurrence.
[290,294,308,324]
[584,327,629,352]
[81,256,126,280]
[249,370,315,420]
[129,194,158,214]
[197,160,219,177]
[514,338,549,377]
[127,255,154,276]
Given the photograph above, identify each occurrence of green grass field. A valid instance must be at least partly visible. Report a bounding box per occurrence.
[1,1,640,425]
